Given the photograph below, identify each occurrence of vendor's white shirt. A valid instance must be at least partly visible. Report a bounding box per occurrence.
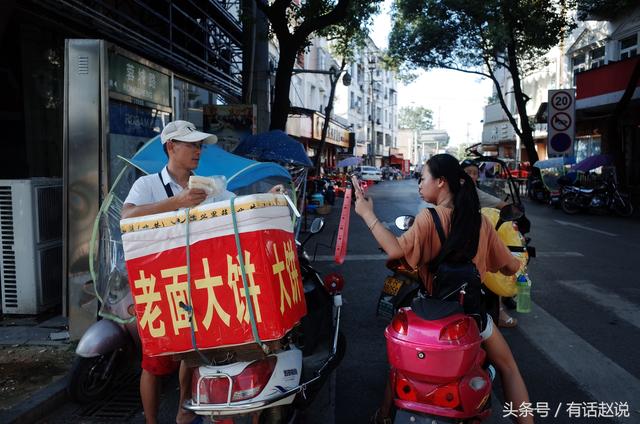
[124,166,234,206]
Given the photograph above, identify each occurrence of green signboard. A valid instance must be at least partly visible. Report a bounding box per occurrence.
[108,53,171,107]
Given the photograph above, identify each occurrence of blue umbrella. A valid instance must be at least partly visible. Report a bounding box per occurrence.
[120,135,291,191]
[571,154,613,172]
[234,130,313,167]
[337,156,363,168]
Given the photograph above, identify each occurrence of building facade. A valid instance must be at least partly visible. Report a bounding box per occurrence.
[0,0,258,336]
[572,6,640,198]
[335,37,399,168]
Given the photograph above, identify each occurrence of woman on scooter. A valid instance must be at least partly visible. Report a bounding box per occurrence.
[354,153,532,424]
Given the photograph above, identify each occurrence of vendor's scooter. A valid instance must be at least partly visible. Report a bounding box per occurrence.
[183,217,345,423]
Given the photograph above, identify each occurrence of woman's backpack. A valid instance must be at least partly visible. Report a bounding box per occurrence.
[427,208,487,330]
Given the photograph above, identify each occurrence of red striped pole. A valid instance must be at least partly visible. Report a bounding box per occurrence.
[334,187,352,264]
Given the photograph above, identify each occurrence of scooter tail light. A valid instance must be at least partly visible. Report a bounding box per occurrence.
[424,382,461,409]
[391,310,408,336]
[231,356,277,401]
[395,372,417,401]
[193,356,277,404]
[323,272,345,294]
[439,317,470,341]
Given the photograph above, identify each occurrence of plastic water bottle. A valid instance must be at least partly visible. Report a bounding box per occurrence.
[516,274,532,313]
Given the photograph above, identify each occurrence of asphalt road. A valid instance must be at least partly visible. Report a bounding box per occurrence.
[39,179,640,423]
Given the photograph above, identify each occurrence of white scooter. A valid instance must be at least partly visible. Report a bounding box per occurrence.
[184,217,346,423]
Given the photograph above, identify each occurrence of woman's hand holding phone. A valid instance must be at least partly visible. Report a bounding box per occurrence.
[351,175,364,199]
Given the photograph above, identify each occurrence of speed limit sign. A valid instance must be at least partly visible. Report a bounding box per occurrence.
[547,89,575,155]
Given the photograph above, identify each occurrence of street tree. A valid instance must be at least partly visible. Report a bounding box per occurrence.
[388,0,576,164]
[578,0,637,19]
[255,0,381,131]
[398,106,434,131]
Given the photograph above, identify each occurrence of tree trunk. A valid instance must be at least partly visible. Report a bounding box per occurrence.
[507,42,539,164]
[314,60,346,174]
[270,41,297,131]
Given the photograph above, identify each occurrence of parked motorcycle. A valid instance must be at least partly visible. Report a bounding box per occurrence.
[380,206,526,423]
[68,206,141,403]
[560,174,634,217]
[183,217,346,423]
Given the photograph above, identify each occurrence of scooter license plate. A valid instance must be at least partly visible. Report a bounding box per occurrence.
[383,277,403,296]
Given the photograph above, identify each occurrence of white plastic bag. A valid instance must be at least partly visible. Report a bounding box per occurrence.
[188,175,228,199]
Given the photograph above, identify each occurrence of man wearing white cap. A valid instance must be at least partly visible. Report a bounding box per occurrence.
[123,120,283,424]
[122,120,233,220]
[122,120,226,424]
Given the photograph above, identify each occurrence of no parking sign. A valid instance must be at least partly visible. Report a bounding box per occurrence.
[547,89,575,155]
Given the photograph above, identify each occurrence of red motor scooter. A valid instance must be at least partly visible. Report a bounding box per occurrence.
[385,297,493,423]
[380,216,495,424]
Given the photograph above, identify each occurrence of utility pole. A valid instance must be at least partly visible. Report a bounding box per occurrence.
[368,55,376,166]
[316,59,348,174]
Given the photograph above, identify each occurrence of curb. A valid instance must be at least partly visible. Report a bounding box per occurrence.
[0,374,69,424]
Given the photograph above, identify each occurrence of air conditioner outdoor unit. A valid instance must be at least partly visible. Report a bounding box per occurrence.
[0,178,63,314]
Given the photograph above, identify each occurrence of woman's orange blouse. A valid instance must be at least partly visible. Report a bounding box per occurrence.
[397,206,518,294]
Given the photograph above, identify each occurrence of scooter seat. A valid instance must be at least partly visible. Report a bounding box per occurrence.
[411,296,463,321]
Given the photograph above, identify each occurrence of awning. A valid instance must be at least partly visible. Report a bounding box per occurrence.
[390,155,404,165]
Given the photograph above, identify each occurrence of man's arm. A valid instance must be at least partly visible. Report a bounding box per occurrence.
[121,189,208,219]
[477,187,508,209]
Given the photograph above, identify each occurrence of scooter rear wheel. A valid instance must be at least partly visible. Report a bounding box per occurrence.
[67,353,117,403]
[560,193,581,215]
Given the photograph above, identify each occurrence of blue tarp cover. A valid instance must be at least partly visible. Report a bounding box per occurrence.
[533,156,576,169]
[122,135,291,191]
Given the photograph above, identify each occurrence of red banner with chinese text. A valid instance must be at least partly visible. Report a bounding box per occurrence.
[121,197,306,357]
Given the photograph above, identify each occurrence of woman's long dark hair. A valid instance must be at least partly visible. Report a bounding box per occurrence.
[426,154,481,263]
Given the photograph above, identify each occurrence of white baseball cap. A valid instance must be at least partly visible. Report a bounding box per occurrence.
[160,120,218,145]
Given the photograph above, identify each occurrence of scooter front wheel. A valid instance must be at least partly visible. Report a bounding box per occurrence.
[613,197,634,217]
[67,352,118,403]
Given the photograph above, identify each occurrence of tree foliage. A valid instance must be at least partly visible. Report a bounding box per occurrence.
[256,0,381,131]
[388,0,576,164]
[578,0,637,20]
[398,106,434,131]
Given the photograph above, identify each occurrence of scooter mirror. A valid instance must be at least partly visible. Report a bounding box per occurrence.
[310,217,325,234]
[499,204,524,222]
[395,215,415,231]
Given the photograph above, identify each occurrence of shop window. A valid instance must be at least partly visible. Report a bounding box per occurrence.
[620,34,638,60]
[173,78,218,130]
[572,53,586,86]
[573,136,601,163]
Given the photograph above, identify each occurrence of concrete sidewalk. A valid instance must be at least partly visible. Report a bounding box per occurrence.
[0,313,73,424]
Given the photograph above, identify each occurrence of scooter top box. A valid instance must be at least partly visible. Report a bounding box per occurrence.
[385,308,484,383]
[120,193,307,357]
